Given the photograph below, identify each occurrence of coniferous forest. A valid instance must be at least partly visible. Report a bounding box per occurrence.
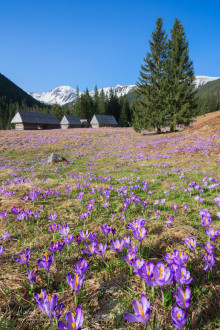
[0,17,219,130]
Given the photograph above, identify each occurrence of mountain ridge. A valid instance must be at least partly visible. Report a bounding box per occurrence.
[29,76,220,106]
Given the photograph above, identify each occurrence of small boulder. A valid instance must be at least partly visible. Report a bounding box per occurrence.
[47,153,68,164]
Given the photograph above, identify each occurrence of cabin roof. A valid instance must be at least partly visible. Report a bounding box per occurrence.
[11,110,59,125]
[60,115,81,125]
[90,114,118,125]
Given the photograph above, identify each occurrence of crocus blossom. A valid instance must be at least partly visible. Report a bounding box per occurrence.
[13,248,30,268]
[34,291,63,322]
[171,305,187,329]
[38,253,54,273]
[66,272,85,292]
[123,294,151,326]
[57,306,84,330]
[172,286,191,309]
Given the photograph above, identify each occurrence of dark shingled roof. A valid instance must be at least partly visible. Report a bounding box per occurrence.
[11,110,59,125]
[60,115,81,125]
[90,114,118,125]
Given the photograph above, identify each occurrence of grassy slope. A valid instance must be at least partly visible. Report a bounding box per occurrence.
[0,113,219,329]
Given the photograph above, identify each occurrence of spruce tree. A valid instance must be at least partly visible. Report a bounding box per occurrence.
[97,89,107,114]
[133,17,168,133]
[93,85,99,115]
[166,18,197,131]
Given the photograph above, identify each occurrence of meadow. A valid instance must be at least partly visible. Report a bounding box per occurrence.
[0,111,219,329]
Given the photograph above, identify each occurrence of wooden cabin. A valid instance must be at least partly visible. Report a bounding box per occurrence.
[90,114,118,128]
[60,115,82,129]
[11,110,60,130]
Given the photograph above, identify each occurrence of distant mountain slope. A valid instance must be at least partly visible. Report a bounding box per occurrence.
[0,73,44,107]
[0,73,50,129]
[197,78,220,98]
[29,76,219,106]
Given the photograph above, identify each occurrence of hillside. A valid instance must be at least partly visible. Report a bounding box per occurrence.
[0,73,50,129]
[197,78,220,97]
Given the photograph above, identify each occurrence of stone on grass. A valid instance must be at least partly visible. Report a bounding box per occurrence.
[47,153,68,164]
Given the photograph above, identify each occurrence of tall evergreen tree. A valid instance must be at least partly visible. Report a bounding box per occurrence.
[80,89,93,121]
[133,17,168,133]
[166,18,197,131]
[119,96,131,127]
[97,89,107,114]
[93,85,99,115]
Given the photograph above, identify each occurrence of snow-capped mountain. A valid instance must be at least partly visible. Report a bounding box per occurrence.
[194,76,219,89]
[29,76,219,106]
[30,86,80,106]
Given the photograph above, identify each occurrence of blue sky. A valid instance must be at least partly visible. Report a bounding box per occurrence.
[0,0,219,92]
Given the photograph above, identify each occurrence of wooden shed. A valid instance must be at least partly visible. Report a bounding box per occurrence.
[90,114,118,128]
[11,110,60,130]
[80,119,89,128]
[60,115,81,129]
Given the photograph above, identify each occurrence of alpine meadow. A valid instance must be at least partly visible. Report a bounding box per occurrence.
[0,8,220,330]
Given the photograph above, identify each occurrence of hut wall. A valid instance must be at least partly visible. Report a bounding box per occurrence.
[15,123,38,130]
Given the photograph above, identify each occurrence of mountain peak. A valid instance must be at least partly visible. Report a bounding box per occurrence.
[29,76,219,106]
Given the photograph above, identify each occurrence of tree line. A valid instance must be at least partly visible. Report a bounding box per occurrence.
[60,86,132,126]
[132,18,197,133]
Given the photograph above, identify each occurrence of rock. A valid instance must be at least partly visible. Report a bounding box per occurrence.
[47,153,68,164]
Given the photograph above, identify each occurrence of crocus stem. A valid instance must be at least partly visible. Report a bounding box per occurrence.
[161,287,164,303]
[74,292,78,305]
[47,273,50,286]
[129,264,133,276]
[142,278,146,291]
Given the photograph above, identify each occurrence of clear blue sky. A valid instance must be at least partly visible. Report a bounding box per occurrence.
[0,0,219,93]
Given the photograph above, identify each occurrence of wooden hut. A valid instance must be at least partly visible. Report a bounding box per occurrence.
[60,115,81,129]
[80,119,89,128]
[11,110,60,130]
[90,114,118,128]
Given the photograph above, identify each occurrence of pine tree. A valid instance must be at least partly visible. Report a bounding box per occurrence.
[93,85,99,115]
[119,97,130,127]
[97,89,107,114]
[73,86,81,117]
[166,18,197,131]
[80,89,93,121]
[133,17,168,133]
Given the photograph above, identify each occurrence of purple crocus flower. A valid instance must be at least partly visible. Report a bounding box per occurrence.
[110,238,124,253]
[0,232,11,241]
[17,212,25,221]
[155,210,161,217]
[132,258,145,275]
[122,236,131,248]
[127,217,145,230]
[38,253,54,273]
[165,215,173,227]
[172,204,178,211]
[204,228,219,242]
[88,231,99,241]
[74,258,89,276]
[75,235,82,246]
[22,195,28,201]
[123,251,136,264]
[147,261,173,287]
[27,268,39,285]
[63,234,74,246]
[13,248,30,268]
[172,286,191,309]
[202,253,215,273]
[49,223,61,233]
[66,272,85,292]
[33,211,40,221]
[163,250,188,267]
[183,237,196,253]
[95,243,107,258]
[201,215,212,228]
[129,243,138,254]
[175,266,193,286]
[48,213,58,221]
[57,306,84,330]
[171,305,187,329]
[81,241,97,255]
[11,206,20,215]
[0,246,5,255]
[123,294,151,326]
[0,210,7,220]
[100,224,112,236]
[184,205,189,211]
[79,230,89,240]
[34,291,63,323]
[59,224,70,237]
[204,241,214,255]
[138,261,154,280]
[132,226,147,242]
